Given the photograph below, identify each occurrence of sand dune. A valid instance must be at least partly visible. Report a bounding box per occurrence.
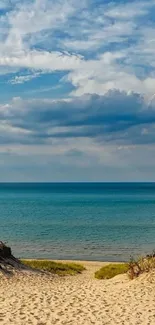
[0,261,155,325]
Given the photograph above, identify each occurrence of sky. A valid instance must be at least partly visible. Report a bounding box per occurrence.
[0,0,155,181]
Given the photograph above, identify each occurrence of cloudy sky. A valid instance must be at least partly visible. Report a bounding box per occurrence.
[0,0,155,181]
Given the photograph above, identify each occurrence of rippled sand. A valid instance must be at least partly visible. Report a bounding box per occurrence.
[0,261,155,325]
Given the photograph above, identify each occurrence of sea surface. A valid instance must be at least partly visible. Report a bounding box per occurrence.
[0,182,155,262]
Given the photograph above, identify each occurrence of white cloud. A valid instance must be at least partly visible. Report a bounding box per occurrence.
[0,50,82,72]
[1,1,155,180]
[0,0,155,98]
[105,1,149,19]
[62,21,135,51]
[65,51,155,97]
[9,72,40,84]
[8,0,76,36]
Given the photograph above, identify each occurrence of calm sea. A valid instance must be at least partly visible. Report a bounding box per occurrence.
[0,182,155,262]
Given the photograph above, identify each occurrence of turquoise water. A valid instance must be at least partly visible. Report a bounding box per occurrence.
[0,183,155,261]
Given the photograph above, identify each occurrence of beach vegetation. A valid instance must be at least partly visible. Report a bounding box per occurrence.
[21,259,85,276]
[128,254,155,279]
[95,254,155,280]
[95,263,128,279]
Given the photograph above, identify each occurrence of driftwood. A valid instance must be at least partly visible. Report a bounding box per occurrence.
[0,242,43,277]
[0,241,32,276]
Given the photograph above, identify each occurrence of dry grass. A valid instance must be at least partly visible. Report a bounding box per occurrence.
[128,255,155,279]
[21,259,85,276]
[22,254,155,280]
[95,254,155,280]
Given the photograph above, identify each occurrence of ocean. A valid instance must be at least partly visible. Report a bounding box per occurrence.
[0,182,155,262]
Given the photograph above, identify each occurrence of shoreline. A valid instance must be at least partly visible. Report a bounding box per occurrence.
[23,258,122,264]
[22,259,124,273]
[22,259,118,275]
[22,258,126,265]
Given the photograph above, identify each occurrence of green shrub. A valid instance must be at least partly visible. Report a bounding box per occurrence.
[95,263,129,279]
[21,259,85,276]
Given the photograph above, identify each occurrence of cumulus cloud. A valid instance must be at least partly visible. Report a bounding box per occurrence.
[0,90,155,145]
[1,0,155,180]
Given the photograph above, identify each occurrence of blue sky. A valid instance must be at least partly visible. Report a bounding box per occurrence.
[0,0,155,181]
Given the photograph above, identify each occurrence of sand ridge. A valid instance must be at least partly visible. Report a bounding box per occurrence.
[0,261,155,325]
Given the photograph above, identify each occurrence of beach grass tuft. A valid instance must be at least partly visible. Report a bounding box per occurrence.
[21,259,85,276]
[95,254,155,280]
[128,255,155,279]
[95,263,129,279]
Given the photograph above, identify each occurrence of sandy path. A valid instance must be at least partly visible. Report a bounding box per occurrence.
[0,261,155,325]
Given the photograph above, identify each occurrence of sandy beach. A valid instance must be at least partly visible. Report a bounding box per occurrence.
[0,260,155,325]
